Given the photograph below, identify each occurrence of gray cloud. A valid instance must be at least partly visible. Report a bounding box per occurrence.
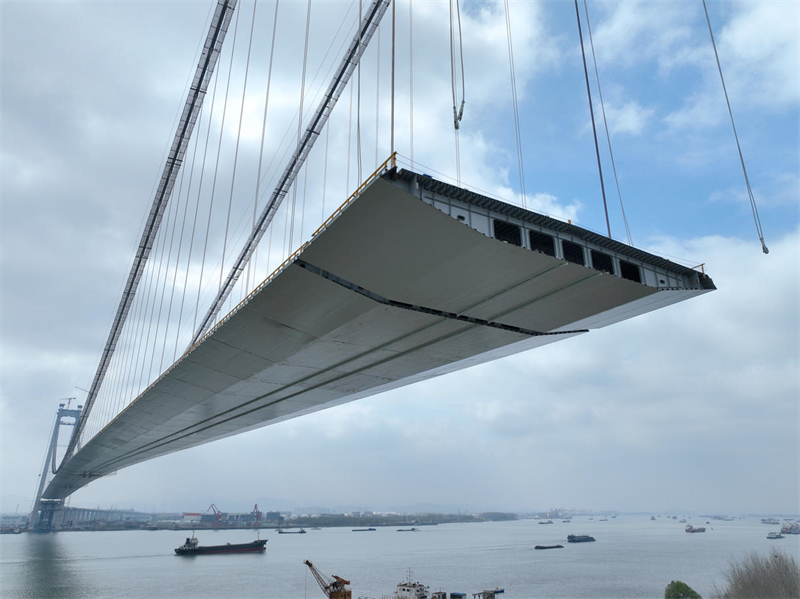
[2,1,797,518]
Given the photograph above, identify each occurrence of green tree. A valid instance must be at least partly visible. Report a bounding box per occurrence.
[665,580,701,599]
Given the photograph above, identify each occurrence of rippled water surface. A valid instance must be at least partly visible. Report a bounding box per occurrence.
[2,516,798,598]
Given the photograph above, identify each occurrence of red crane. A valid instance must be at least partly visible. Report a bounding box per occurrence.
[207,503,222,528]
[252,503,262,528]
[303,560,352,599]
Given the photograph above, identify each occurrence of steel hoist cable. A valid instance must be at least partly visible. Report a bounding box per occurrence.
[222,1,255,302]
[503,0,527,208]
[357,0,363,184]
[582,0,632,246]
[448,0,466,184]
[701,0,768,254]
[409,0,414,165]
[291,0,313,255]
[574,0,611,238]
[375,25,381,169]
[252,0,281,285]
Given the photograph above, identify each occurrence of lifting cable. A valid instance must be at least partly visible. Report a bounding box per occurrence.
[149,125,196,383]
[701,0,768,254]
[573,0,611,238]
[213,5,243,295]
[136,163,185,394]
[357,0,363,184]
[299,161,310,268]
[322,120,330,219]
[375,26,381,169]
[191,65,224,338]
[448,0,466,185]
[148,162,188,382]
[391,0,396,157]
[252,0,281,286]
[172,79,217,368]
[503,0,527,208]
[582,0,632,246]
[347,83,354,195]
[159,101,207,374]
[294,0,313,255]
[288,0,313,254]
[133,189,175,397]
[222,0,257,298]
[409,0,414,165]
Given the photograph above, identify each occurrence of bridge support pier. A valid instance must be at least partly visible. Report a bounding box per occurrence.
[30,402,81,531]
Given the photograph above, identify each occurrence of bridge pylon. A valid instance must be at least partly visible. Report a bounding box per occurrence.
[31,401,82,531]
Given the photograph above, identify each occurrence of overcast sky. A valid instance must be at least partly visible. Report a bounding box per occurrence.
[1,0,798,517]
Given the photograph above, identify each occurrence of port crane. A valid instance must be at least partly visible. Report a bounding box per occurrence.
[252,503,261,528]
[207,504,222,528]
[303,560,352,599]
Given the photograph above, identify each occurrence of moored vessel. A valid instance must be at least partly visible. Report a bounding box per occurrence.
[781,522,800,534]
[567,534,595,543]
[382,570,430,599]
[685,525,706,533]
[174,534,266,555]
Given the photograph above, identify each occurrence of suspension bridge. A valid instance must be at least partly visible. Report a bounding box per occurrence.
[31,0,723,529]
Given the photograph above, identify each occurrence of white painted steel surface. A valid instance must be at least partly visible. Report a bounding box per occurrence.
[44,174,713,499]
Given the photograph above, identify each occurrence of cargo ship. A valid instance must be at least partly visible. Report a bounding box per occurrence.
[685,525,706,533]
[174,534,267,555]
[277,528,307,534]
[781,522,800,535]
[567,534,595,543]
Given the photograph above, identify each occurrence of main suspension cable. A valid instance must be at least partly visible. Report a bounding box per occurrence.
[582,0,632,246]
[701,0,768,254]
[574,0,611,238]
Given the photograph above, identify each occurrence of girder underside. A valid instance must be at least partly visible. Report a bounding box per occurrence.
[45,175,712,499]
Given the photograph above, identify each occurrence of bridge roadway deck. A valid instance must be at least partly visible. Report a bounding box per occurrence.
[45,170,714,499]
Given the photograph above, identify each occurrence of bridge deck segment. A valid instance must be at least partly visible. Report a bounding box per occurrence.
[45,170,714,499]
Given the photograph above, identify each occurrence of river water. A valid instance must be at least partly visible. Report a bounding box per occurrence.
[2,516,798,598]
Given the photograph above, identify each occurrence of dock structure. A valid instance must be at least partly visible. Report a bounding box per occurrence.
[43,168,714,500]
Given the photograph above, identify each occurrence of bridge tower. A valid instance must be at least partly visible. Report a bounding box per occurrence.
[31,401,82,531]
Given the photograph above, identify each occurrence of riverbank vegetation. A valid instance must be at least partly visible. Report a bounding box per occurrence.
[710,550,799,599]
